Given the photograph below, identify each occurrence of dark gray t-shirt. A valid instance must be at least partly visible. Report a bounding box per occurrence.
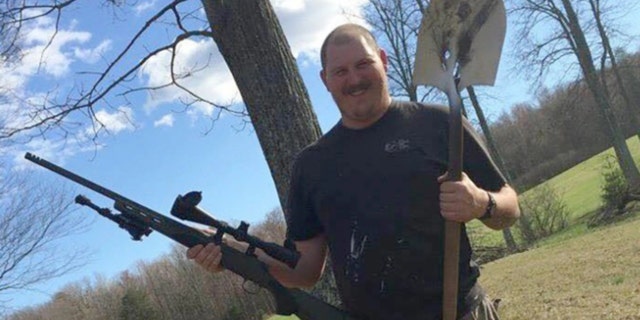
[286,101,505,319]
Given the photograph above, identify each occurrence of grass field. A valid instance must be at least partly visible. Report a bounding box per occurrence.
[471,137,640,247]
[268,137,640,320]
[479,137,640,319]
[481,213,640,320]
[544,137,640,220]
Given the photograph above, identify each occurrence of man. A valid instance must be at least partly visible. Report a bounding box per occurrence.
[187,23,520,320]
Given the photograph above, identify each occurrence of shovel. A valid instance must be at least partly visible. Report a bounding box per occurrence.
[412,1,506,319]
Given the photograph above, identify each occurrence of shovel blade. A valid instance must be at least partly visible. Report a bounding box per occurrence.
[458,0,506,89]
[413,0,507,90]
[412,0,449,91]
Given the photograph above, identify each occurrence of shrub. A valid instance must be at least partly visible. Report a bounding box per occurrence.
[589,155,632,227]
[517,184,570,242]
[599,155,630,211]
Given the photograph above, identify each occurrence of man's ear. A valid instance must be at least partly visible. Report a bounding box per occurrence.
[379,48,389,71]
[320,69,329,90]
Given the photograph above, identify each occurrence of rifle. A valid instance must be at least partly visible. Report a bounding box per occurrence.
[25,152,354,320]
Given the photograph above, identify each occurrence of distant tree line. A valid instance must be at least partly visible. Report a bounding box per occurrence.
[5,209,290,320]
[489,51,640,191]
[7,248,275,320]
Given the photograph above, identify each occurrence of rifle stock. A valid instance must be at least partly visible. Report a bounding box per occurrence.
[25,152,354,320]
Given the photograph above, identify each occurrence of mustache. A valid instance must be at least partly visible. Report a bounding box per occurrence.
[343,80,371,95]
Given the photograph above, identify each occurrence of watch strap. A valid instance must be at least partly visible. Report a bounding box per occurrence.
[479,192,495,220]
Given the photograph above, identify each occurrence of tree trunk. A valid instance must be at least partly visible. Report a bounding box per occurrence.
[560,0,640,191]
[466,86,510,182]
[200,1,344,306]
[200,0,322,214]
[466,86,518,251]
[587,0,640,143]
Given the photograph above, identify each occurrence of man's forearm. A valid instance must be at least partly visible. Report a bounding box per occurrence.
[480,185,520,230]
[253,235,328,289]
[255,249,320,288]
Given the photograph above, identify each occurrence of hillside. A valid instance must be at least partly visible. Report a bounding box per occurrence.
[481,214,640,320]
[478,138,640,319]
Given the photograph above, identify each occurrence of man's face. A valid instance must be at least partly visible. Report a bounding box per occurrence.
[321,35,390,129]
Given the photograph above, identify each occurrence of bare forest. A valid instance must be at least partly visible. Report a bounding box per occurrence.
[5,211,288,320]
[491,51,640,190]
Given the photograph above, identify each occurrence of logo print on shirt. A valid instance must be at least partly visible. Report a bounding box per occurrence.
[384,139,410,153]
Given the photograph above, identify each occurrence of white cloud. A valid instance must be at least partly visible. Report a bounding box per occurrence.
[5,128,102,172]
[12,139,80,171]
[272,0,306,13]
[74,40,113,64]
[0,61,28,92]
[0,15,112,94]
[134,0,158,16]
[275,0,369,60]
[2,107,133,171]
[139,0,367,115]
[0,13,118,166]
[18,18,93,78]
[140,38,239,115]
[91,107,136,134]
[0,91,62,140]
[154,114,175,127]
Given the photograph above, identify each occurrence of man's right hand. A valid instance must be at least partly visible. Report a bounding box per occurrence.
[187,234,330,289]
[187,243,224,273]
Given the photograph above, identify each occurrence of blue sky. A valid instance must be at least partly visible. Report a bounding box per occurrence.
[2,0,639,313]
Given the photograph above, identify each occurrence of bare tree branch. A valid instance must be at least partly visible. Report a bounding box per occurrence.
[0,167,90,311]
[1,0,242,145]
[364,0,437,102]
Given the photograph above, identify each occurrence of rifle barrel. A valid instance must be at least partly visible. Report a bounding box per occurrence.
[25,153,154,212]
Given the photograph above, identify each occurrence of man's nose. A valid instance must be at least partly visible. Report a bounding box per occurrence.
[345,69,362,86]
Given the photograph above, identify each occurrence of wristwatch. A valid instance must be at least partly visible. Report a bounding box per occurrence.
[479,192,495,220]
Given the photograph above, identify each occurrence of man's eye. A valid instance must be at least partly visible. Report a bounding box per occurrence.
[334,69,346,76]
[357,61,371,68]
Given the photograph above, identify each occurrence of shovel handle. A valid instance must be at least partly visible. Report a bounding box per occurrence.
[443,220,461,320]
[443,80,464,320]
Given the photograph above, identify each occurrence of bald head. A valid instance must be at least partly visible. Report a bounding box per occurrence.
[320,24,379,70]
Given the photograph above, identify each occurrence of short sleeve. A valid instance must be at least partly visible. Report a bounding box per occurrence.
[462,119,507,192]
[285,152,325,241]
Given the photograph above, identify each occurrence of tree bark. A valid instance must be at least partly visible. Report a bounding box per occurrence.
[587,0,640,143]
[466,86,518,251]
[559,0,640,190]
[200,0,322,214]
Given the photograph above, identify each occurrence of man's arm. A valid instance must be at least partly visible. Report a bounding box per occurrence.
[438,172,520,230]
[187,233,329,289]
[478,184,520,230]
[259,234,328,288]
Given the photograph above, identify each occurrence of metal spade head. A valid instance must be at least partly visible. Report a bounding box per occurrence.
[413,0,506,91]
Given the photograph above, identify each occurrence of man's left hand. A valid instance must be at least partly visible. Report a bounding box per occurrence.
[437,172,488,223]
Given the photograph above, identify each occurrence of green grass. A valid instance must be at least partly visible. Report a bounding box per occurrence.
[471,137,640,247]
[544,137,640,220]
[469,137,640,319]
[481,213,640,319]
